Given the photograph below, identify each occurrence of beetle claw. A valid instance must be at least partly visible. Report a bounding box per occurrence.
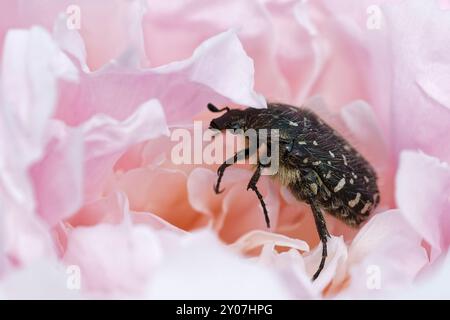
[213,184,225,194]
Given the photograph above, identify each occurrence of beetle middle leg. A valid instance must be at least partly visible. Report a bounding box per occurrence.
[214,147,254,194]
[247,162,271,228]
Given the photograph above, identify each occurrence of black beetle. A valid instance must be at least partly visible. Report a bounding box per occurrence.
[207,102,380,280]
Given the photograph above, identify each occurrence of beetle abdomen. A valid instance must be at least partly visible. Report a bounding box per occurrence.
[265,103,380,227]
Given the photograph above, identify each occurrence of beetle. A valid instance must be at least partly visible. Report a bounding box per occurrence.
[207,102,380,280]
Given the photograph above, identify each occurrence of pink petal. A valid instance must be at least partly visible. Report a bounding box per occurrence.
[231,230,310,253]
[396,151,450,254]
[304,236,348,292]
[219,168,280,243]
[0,27,77,208]
[146,230,291,299]
[399,251,450,299]
[0,259,81,299]
[187,168,223,217]
[67,192,127,228]
[0,26,76,269]
[55,31,265,127]
[0,0,147,70]
[130,210,187,236]
[63,223,162,296]
[109,166,202,230]
[379,1,450,163]
[152,30,266,108]
[30,121,84,226]
[257,245,318,299]
[333,210,428,297]
[3,213,55,269]
[142,0,329,102]
[82,99,169,202]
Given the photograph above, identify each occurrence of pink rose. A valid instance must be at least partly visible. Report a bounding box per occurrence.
[0,0,449,299]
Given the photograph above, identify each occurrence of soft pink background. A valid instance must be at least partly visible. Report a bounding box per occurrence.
[0,0,449,299]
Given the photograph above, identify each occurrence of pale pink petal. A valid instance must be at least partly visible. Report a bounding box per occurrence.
[0,27,78,213]
[231,230,309,253]
[67,192,127,228]
[303,236,348,292]
[266,0,328,103]
[3,213,55,269]
[0,26,77,270]
[219,168,280,243]
[142,0,287,97]
[0,0,147,70]
[332,210,428,298]
[186,167,281,242]
[0,259,82,299]
[152,30,266,108]
[82,99,169,202]
[146,230,292,299]
[53,15,89,72]
[56,31,265,127]
[30,121,84,226]
[142,0,330,102]
[398,251,450,299]
[257,245,318,299]
[385,1,450,163]
[439,0,450,10]
[130,210,188,236]
[109,166,202,230]
[396,151,450,254]
[63,223,162,296]
[187,168,223,217]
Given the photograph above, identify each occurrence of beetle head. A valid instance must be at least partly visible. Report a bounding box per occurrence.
[207,103,246,131]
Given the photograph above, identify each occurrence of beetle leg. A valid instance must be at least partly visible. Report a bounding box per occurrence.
[246,163,271,228]
[309,201,330,281]
[214,148,251,194]
[303,170,330,281]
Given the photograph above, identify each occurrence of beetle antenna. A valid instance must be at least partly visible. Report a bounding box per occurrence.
[207,103,230,113]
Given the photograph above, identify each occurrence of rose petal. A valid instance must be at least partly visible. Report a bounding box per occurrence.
[146,230,291,299]
[303,236,348,292]
[219,168,280,243]
[63,223,162,296]
[82,99,168,202]
[30,121,84,226]
[0,259,81,299]
[396,151,450,255]
[0,0,147,70]
[55,30,265,126]
[256,244,318,299]
[332,210,428,298]
[109,166,202,230]
[67,192,127,228]
[0,26,77,269]
[231,230,310,253]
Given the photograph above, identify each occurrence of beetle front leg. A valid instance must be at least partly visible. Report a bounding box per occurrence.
[214,148,252,194]
[247,163,271,228]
